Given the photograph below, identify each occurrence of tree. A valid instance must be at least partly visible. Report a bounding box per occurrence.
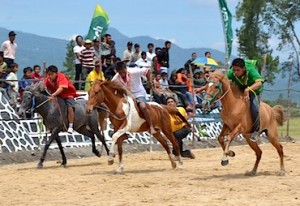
[235,0,280,84]
[62,40,76,79]
[262,0,300,79]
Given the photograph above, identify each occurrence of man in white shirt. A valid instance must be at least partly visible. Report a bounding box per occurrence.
[112,61,156,134]
[123,41,134,63]
[146,43,156,63]
[135,52,151,68]
[1,31,17,69]
[73,35,85,90]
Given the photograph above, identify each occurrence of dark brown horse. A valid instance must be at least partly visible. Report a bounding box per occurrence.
[202,70,285,176]
[86,80,191,173]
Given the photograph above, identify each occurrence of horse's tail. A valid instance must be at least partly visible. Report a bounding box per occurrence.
[163,105,191,128]
[272,105,284,126]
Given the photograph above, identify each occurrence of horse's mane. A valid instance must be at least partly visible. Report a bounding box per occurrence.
[102,80,134,98]
[211,70,244,98]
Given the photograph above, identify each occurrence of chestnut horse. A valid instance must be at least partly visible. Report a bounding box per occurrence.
[202,70,285,176]
[86,80,190,173]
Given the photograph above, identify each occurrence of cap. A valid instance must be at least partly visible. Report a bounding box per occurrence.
[84,39,92,44]
[127,41,133,46]
[9,31,16,36]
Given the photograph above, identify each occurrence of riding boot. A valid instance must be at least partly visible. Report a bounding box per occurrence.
[140,106,156,135]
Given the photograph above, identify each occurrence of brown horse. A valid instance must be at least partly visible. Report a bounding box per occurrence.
[86,80,190,173]
[202,70,285,176]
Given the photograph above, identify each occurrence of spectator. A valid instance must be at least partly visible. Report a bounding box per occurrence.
[205,51,211,58]
[1,31,17,69]
[146,43,156,65]
[159,72,179,103]
[100,35,111,68]
[73,35,85,90]
[176,68,194,106]
[19,67,33,97]
[31,65,43,82]
[157,40,171,75]
[153,47,162,73]
[85,61,105,91]
[184,52,198,73]
[6,63,19,110]
[123,41,133,63]
[168,71,189,108]
[104,56,120,80]
[105,34,116,56]
[131,43,141,63]
[93,38,101,62]
[0,51,8,100]
[80,39,95,90]
[152,73,166,104]
[166,96,195,159]
[135,51,150,68]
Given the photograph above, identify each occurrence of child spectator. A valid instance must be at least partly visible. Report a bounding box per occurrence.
[31,65,43,82]
[6,63,19,110]
[19,67,33,100]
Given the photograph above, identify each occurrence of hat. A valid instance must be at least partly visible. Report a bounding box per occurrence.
[9,31,16,36]
[84,39,92,44]
[127,41,133,46]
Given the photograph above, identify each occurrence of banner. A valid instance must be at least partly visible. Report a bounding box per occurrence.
[218,0,233,61]
[86,4,110,40]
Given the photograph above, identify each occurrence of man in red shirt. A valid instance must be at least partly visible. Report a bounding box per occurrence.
[44,65,78,133]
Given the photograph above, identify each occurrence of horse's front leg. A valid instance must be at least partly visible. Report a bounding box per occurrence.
[221,126,240,166]
[108,129,126,165]
[114,134,128,174]
[37,128,60,168]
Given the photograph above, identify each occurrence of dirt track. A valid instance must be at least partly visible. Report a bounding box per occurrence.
[0,142,299,206]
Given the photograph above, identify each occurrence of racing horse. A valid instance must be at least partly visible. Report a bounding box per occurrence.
[86,80,190,173]
[18,82,110,168]
[202,70,285,176]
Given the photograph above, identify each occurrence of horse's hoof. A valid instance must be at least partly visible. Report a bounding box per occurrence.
[245,170,257,176]
[171,162,177,169]
[279,170,285,176]
[228,150,235,157]
[37,163,43,169]
[108,158,114,165]
[221,159,229,166]
[176,162,184,170]
[114,167,124,174]
[60,164,67,168]
[94,150,101,157]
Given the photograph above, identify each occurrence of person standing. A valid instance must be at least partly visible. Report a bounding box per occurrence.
[5,63,19,110]
[123,41,134,63]
[1,31,17,69]
[73,35,85,90]
[44,65,79,133]
[80,39,95,90]
[166,96,195,159]
[157,40,171,75]
[226,58,263,141]
[84,61,105,91]
[112,61,156,134]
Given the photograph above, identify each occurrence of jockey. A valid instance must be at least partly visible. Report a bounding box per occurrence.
[44,65,79,133]
[166,96,195,159]
[112,61,156,135]
[226,58,263,142]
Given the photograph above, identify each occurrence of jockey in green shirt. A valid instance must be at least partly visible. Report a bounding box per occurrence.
[226,58,264,141]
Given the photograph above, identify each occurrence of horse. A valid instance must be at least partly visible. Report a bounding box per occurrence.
[86,80,190,173]
[18,82,110,168]
[201,70,285,176]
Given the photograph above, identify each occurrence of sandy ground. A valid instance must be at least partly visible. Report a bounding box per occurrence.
[0,141,299,206]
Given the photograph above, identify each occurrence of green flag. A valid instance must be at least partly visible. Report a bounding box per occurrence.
[86,4,110,40]
[218,0,233,60]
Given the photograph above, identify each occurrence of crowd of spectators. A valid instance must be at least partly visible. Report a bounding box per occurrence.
[1,30,215,115]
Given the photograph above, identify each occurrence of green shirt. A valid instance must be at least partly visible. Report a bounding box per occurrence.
[226,63,263,94]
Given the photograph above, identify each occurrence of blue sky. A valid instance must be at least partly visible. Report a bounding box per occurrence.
[1,0,299,59]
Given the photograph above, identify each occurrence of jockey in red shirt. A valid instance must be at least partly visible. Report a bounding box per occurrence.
[44,65,79,133]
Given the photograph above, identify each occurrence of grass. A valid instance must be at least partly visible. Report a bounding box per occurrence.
[278,117,300,139]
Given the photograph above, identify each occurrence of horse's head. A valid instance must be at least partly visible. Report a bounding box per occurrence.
[86,80,105,114]
[18,82,46,118]
[202,70,226,112]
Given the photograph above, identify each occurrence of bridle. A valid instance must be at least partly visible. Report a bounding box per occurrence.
[22,90,50,112]
[203,80,230,104]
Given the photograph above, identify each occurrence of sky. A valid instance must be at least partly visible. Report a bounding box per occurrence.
[1,0,299,60]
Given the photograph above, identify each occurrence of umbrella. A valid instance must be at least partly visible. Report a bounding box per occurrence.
[192,57,221,68]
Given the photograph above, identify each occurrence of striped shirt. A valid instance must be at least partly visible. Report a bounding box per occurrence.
[80,48,95,68]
